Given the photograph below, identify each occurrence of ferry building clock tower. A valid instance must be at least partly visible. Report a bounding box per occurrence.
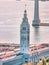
[20,9,30,54]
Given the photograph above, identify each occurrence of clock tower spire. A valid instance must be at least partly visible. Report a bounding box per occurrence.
[20,7,30,54]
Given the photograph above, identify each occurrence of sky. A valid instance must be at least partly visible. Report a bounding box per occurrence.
[0,0,49,44]
[0,0,34,43]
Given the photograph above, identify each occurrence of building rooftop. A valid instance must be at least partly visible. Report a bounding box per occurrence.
[0,43,49,61]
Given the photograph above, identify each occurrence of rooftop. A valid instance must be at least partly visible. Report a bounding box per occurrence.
[0,43,49,61]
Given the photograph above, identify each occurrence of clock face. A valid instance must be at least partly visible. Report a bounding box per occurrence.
[23,27,26,30]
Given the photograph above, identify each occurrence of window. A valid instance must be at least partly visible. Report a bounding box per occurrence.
[25,58,28,63]
[21,37,26,41]
[23,27,26,30]
[23,49,24,51]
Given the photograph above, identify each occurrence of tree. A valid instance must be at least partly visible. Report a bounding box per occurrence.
[42,57,46,65]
